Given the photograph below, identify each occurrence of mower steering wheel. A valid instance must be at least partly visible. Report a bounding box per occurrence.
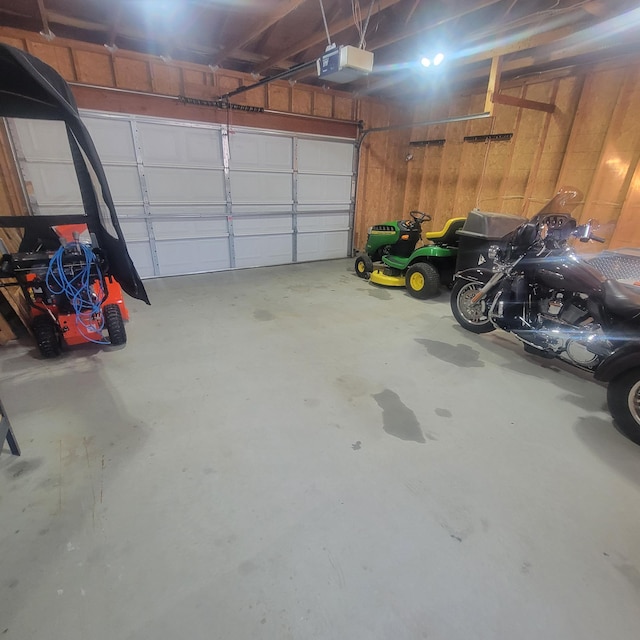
[410,210,431,223]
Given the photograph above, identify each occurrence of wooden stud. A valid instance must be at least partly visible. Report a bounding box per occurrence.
[485,56,502,115]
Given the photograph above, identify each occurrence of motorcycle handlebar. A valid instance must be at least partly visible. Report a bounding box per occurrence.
[590,234,606,243]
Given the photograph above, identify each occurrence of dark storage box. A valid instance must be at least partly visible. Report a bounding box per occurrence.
[455,209,523,272]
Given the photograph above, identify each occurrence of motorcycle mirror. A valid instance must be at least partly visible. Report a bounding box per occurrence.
[576,220,592,242]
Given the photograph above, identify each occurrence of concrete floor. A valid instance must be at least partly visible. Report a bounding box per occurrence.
[1,258,640,639]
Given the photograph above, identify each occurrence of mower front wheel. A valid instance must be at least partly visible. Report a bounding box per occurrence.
[406,262,440,299]
[354,254,373,279]
[104,304,127,346]
[32,315,61,359]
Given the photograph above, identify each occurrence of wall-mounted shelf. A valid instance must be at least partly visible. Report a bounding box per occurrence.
[409,139,446,147]
[464,133,513,143]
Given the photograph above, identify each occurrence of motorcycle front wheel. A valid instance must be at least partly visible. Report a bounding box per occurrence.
[607,368,640,445]
[450,280,495,334]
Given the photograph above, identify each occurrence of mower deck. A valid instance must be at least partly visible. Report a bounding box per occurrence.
[369,269,406,287]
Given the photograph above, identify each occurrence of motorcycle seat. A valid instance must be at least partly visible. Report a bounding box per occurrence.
[602,279,640,320]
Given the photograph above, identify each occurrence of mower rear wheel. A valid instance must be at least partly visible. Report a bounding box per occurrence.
[354,255,373,278]
[103,304,127,346]
[406,262,440,299]
[32,315,61,358]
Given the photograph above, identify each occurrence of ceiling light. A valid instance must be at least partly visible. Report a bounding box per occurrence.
[433,53,445,66]
[420,57,431,68]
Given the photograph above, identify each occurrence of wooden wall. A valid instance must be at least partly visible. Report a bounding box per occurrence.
[354,54,640,253]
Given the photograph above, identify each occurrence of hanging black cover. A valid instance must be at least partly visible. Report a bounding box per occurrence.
[0,42,149,304]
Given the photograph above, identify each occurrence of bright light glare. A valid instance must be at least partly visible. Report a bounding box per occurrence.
[433,53,444,66]
[420,57,431,67]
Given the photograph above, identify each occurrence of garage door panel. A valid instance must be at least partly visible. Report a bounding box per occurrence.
[119,219,149,242]
[152,218,228,241]
[23,162,81,207]
[11,119,72,162]
[145,167,226,204]
[233,204,293,215]
[297,204,349,213]
[297,174,351,204]
[297,213,349,232]
[234,235,292,268]
[230,171,292,204]
[103,165,143,203]
[233,215,292,235]
[298,139,353,174]
[230,132,292,170]
[83,117,137,163]
[156,238,230,276]
[137,122,223,167]
[126,242,155,278]
[148,203,227,217]
[297,231,349,262]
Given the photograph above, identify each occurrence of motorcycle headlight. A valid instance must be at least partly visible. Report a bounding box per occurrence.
[487,245,500,260]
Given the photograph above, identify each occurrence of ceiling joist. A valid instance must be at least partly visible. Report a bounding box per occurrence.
[210,0,308,68]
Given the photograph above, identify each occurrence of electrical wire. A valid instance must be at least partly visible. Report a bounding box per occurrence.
[45,242,109,344]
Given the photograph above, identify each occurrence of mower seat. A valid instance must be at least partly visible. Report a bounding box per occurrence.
[424,217,466,247]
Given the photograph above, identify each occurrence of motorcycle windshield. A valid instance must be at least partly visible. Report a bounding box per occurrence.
[501,186,584,251]
[529,186,583,223]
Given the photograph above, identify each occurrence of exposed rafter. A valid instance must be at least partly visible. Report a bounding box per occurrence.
[210,0,309,67]
[358,15,604,98]
[105,0,122,50]
[36,0,53,39]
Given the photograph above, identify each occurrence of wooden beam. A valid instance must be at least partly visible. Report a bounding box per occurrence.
[44,9,296,70]
[363,21,588,98]
[106,0,122,49]
[36,0,52,38]
[211,0,309,67]
[367,0,505,53]
[484,55,502,114]
[492,92,556,113]
[253,0,404,75]
[405,0,422,25]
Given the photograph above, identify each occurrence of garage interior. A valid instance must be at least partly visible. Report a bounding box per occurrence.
[1,1,640,638]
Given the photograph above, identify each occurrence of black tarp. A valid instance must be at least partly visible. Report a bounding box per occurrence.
[0,42,149,304]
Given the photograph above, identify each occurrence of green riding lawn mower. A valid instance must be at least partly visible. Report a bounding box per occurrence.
[354,210,466,298]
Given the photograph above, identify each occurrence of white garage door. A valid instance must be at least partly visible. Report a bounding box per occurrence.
[7,111,356,278]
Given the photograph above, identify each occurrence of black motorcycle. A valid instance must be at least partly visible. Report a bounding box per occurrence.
[450,187,640,445]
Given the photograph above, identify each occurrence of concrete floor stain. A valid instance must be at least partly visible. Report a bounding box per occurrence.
[614,563,640,593]
[415,338,485,368]
[373,389,425,443]
[5,458,43,480]
[254,309,275,321]
[368,288,392,300]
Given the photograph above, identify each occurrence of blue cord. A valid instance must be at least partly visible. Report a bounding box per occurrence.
[45,242,110,344]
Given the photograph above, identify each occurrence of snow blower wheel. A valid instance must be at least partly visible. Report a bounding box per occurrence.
[103,304,127,346]
[32,315,61,358]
